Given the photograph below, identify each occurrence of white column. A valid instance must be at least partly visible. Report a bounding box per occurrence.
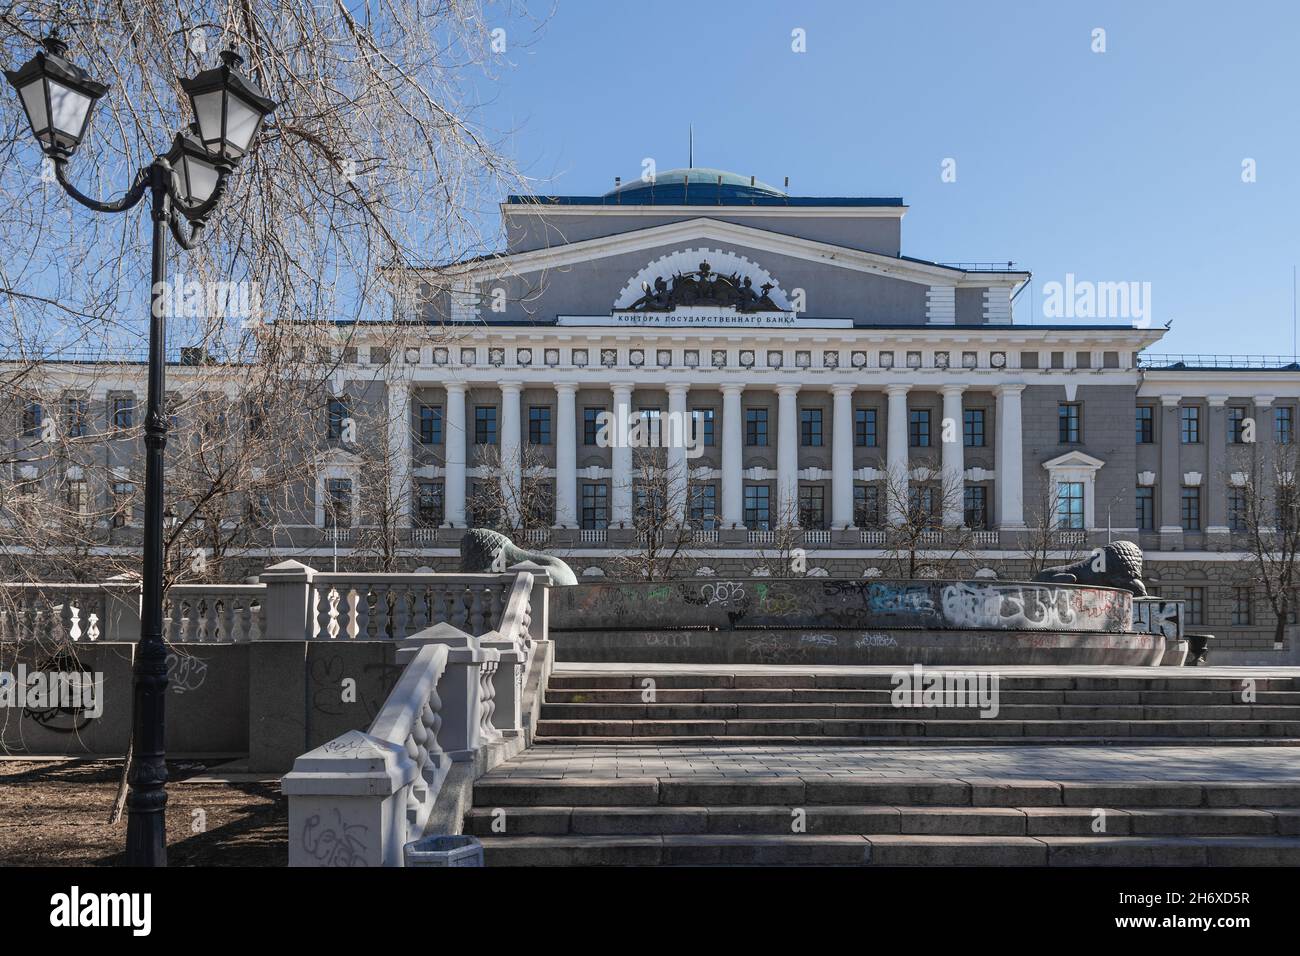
[831,384,855,529]
[995,383,1025,529]
[776,384,800,527]
[499,382,522,526]
[941,384,966,527]
[886,384,911,525]
[611,383,633,528]
[386,378,412,526]
[553,383,578,528]
[667,383,689,523]
[721,384,744,529]
[443,382,467,527]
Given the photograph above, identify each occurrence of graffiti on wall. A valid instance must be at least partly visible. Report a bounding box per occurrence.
[1132,599,1184,640]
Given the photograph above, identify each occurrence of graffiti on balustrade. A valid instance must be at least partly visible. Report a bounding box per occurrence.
[310,654,404,721]
[799,633,838,647]
[166,651,208,695]
[854,632,899,649]
[301,809,370,867]
[744,635,810,665]
[3,653,103,733]
[938,582,1129,633]
[1132,599,1184,641]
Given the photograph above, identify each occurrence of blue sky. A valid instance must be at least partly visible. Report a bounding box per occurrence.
[483,0,1300,357]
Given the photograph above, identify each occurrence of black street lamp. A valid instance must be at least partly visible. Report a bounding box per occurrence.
[5,29,275,866]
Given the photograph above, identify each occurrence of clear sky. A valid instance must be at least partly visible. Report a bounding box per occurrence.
[482,0,1300,358]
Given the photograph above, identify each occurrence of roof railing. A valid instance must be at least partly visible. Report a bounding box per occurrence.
[1138,353,1300,371]
[938,261,1018,272]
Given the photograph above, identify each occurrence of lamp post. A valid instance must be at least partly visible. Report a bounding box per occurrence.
[5,29,275,866]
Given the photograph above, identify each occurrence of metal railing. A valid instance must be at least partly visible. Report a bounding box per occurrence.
[1138,353,1300,371]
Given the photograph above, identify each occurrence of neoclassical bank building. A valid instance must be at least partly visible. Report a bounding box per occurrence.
[9,168,1300,656]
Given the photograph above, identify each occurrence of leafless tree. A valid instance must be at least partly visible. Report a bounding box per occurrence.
[875,467,977,579]
[1234,438,1300,648]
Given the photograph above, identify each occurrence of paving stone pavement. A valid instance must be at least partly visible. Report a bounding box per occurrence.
[491,745,1300,781]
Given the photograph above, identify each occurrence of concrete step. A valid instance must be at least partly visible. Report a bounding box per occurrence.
[535,734,1300,747]
[547,673,1300,692]
[534,717,1300,739]
[545,688,1300,705]
[539,702,1300,721]
[464,804,1300,837]
[476,833,1300,866]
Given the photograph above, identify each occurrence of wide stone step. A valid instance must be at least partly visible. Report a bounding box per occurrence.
[536,734,1300,747]
[464,804,1300,837]
[547,673,1300,692]
[534,717,1300,738]
[540,702,1300,721]
[472,776,1300,809]
[545,688,1300,705]
[476,833,1300,866]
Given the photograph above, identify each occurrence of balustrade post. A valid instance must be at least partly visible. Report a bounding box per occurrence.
[398,622,485,761]
[102,576,142,643]
[480,636,523,737]
[259,560,318,640]
[508,562,552,649]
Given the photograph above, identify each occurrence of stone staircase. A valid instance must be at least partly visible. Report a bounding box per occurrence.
[467,775,1300,865]
[535,669,1300,745]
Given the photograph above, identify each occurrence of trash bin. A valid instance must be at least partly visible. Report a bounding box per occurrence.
[1185,633,1213,666]
[404,834,484,867]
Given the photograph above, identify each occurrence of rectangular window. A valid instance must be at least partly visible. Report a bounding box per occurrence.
[474,406,497,445]
[416,480,444,527]
[963,409,985,447]
[66,479,90,519]
[854,485,880,529]
[1229,488,1248,531]
[908,486,936,527]
[1180,406,1200,443]
[745,408,768,447]
[21,400,42,437]
[633,482,667,526]
[1232,587,1252,626]
[1056,481,1084,530]
[744,484,771,530]
[1136,486,1155,531]
[800,408,824,447]
[66,397,88,438]
[528,405,552,445]
[418,405,443,445]
[583,407,604,446]
[1184,587,1205,626]
[580,483,608,530]
[1058,403,1081,443]
[908,409,930,448]
[638,408,662,446]
[324,478,352,527]
[326,397,348,440]
[689,484,717,529]
[854,408,877,447]
[1180,486,1201,531]
[963,486,988,529]
[112,395,135,431]
[111,481,134,528]
[468,482,499,529]
[798,485,826,530]
[1228,406,1248,444]
[1276,406,1294,445]
[1135,406,1154,444]
[691,408,716,447]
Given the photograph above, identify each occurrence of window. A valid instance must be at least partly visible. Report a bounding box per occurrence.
[1058,403,1081,444]
[326,398,349,441]
[854,485,880,528]
[1277,406,1294,445]
[1136,486,1154,531]
[633,482,667,526]
[21,400,42,437]
[963,486,988,529]
[468,482,499,529]
[908,486,936,527]
[1180,406,1200,444]
[112,395,135,431]
[66,479,90,520]
[528,406,552,445]
[1056,481,1084,529]
[1228,406,1248,444]
[522,477,553,527]
[745,408,768,447]
[66,397,88,438]
[908,409,930,447]
[474,406,497,445]
[111,481,134,528]
[580,483,608,530]
[1180,486,1201,531]
[798,485,826,529]
[1135,406,1154,444]
[800,409,824,447]
[416,480,444,527]
[324,478,352,527]
[638,408,662,446]
[1232,587,1252,626]
[583,407,604,445]
[691,409,715,447]
[689,484,717,529]
[419,405,443,444]
[963,409,985,447]
[854,409,877,447]
[1229,488,1248,531]
[1184,587,1205,626]
[744,484,771,530]
[246,398,266,437]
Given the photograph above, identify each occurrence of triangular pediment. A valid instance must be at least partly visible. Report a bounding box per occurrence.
[1042,451,1106,471]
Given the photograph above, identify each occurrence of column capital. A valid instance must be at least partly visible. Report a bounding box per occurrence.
[775,383,802,397]
[721,382,746,396]
[941,383,968,397]
[554,381,579,394]
[1206,394,1229,407]
[885,383,911,397]
[499,380,523,394]
[1255,394,1276,408]
[992,382,1025,397]
[666,382,690,396]
[830,383,857,397]
[1158,394,1182,407]
[444,380,468,394]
